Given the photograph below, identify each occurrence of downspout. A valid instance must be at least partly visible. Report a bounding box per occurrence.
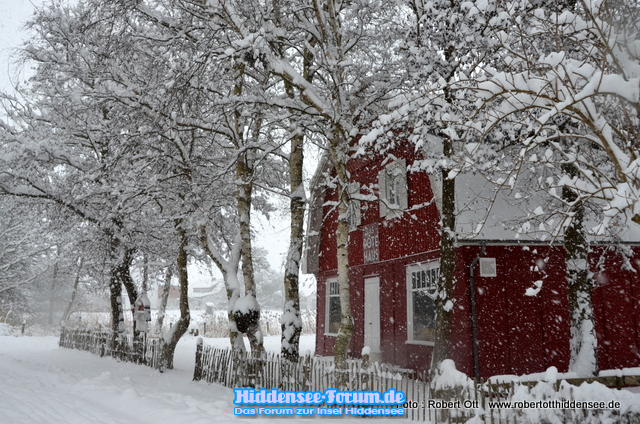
[469,243,485,382]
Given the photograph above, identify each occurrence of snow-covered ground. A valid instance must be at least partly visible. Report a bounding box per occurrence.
[0,333,354,424]
[3,330,640,423]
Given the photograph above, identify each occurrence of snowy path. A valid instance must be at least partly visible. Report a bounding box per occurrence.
[0,336,358,424]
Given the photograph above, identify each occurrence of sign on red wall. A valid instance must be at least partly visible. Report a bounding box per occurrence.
[363,224,379,263]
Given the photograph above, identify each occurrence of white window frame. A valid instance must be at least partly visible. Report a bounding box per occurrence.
[379,158,408,218]
[325,278,341,336]
[406,261,439,346]
[479,258,497,277]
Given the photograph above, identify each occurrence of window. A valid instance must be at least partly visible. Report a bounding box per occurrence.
[406,261,439,344]
[325,279,341,335]
[479,258,497,277]
[379,159,408,218]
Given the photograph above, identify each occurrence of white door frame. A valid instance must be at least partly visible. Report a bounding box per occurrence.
[364,276,381,354]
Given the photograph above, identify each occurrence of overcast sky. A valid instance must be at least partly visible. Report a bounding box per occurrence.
[0,1,298,285]
[0,0,45,95]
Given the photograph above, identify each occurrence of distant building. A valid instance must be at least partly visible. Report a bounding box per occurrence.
[157,278,220,310]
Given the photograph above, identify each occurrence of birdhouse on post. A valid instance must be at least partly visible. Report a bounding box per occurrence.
[134,293,152,333]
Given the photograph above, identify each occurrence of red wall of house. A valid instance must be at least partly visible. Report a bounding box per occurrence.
[317,241,640,377]
[591,246,640,370]
[313,141,640,377]
[315,142,441,365]
[317,144,441,275]
[316,251,440,370]
[450,245,571,378]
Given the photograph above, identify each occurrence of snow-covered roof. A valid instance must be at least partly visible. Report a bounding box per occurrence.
[450,172,640,243]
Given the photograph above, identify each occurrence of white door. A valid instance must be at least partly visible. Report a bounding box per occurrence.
[364,276,381,353]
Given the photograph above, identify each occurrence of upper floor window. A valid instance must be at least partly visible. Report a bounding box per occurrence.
[379,159,408,218]
[406,261,439,344]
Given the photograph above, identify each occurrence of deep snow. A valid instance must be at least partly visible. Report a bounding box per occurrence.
[0,334,355,424]
[3,331,640,423]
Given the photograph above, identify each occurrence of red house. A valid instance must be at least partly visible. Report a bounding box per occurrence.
[304,139,640,379]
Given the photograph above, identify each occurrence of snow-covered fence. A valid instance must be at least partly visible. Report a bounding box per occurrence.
[59,328,163,370]
[192,341,437,421]
[193,344,640,423]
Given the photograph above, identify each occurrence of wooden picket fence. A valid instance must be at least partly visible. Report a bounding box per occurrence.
[193,340,640,423]
[59,328,163,370]
[193,340,454,422]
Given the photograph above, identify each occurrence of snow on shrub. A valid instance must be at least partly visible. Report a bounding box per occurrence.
[0,323,14,336]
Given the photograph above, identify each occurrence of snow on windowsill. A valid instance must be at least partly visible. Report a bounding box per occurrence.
[405,339,435,347]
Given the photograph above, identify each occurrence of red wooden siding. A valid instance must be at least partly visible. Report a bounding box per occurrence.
[312,141,640,377]
[450,245,570,378]
[317,241,640,377]
[590,246,640,370]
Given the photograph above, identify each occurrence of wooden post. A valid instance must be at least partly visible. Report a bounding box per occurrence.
[193,338,203,381]
[362,352,370,391]
[303,353,312,391]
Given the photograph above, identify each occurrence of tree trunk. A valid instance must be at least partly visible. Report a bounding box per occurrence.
[142,252,149,293]
[109,266,125,334]
[61,257,83,326]
[431,136,456,375]
[329,129,354,389]
[156,264,173,337]
[279,43,312,362]
[119,248,138,312]
[563,164,598,376]
[229,58,264,356]
[116,247,139,345]
[199,226,246,354]
[281,132,305,362]
[236,153,264,356]
[161,223,191,370]
[108,237,126,334]
[48,261,59,325]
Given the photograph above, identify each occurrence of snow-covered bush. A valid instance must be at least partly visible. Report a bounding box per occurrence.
[0,323,14,336]
[429,362,640,424]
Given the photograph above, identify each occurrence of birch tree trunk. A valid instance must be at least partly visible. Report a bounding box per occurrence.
[199,226,245,354]
[280,42,313,362]
[161,222,191,370]
[329,128,354,389]
[236,154,264,356]
[281,132,305,362]
[155,265,173,337]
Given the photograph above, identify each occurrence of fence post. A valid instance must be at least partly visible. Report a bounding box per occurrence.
[362,352,370,391]
[193,337,203,381]
[303,353,312,391]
